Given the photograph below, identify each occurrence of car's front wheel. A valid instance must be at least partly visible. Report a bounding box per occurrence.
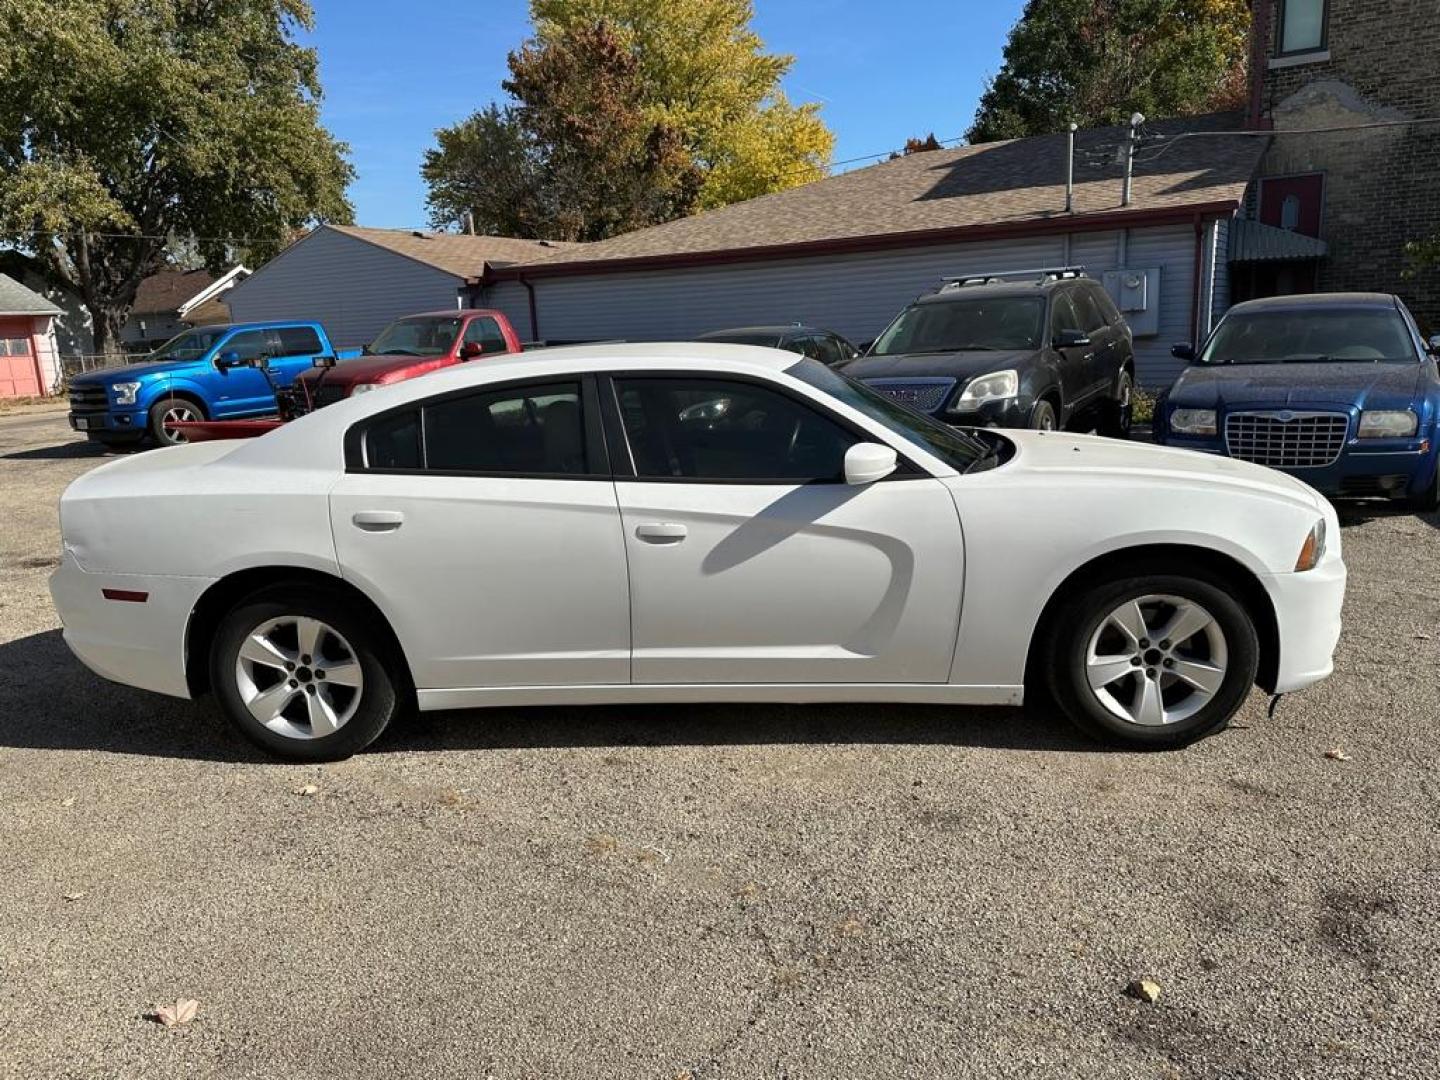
[1045,570,1259,748]
[148,396,204,446]
[210,587,402,760]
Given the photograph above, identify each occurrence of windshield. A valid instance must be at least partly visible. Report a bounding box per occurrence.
[788,358,989,471]
[369,316,464,357]
[870,297,1044,356]
[146,327,231,363]
[1199,309,1420,365]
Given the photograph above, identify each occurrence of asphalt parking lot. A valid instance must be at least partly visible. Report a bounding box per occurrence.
[1,404,1437,1079]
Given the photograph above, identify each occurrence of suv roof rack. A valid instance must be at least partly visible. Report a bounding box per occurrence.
[939,266,1088,290]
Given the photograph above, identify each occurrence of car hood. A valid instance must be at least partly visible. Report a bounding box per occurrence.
[69,359,193,384]
[842,349,1036,381]
[298,351,454,387]
[996,429,1324,513]
[1168,361,1423,409]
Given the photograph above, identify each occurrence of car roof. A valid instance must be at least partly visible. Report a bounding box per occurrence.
[916,279,1076,305]
[1226,292,1399,314]
[393,308,507,319]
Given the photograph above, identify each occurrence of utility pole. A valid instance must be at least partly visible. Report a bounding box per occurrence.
[1122,112,1144,207]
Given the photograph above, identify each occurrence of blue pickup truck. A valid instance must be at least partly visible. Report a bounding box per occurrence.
[67,321,351,447]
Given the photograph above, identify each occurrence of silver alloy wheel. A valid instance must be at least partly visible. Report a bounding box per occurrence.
[1084,593,1228,727]
[234,615,364,740]
[161,403,199,444]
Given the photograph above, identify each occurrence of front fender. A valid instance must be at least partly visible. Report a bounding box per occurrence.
[137,375,212,411]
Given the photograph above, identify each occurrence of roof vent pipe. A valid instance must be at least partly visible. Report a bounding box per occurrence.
[1065,123,1076,213]
[1122,112,1144,207]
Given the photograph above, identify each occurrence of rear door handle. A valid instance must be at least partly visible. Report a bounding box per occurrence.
[635,522,687,544]
[352,511,404,532]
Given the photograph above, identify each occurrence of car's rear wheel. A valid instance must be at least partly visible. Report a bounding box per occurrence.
[1045,571,1259,748]
[1099,369,1133,438]
[1028,398,1058,431]
[148,396,204,447]
[210,587,401,760]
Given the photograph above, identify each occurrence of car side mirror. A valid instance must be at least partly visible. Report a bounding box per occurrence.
[460,341,484,360]
[1055,329,1091,348]
[1171,343,1196,362]
[215,350,243,370]
[1428,334,1440,356]
[844,442,898,485]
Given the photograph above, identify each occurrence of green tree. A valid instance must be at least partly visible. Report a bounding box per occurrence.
[968,0,1250,143]
[0,0,353,356]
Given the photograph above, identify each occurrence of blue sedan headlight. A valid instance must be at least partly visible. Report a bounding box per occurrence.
[1170,408,1217,436]
[1357,409,1418,438]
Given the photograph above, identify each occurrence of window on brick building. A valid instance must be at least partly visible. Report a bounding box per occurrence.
[1278,0,1327,55]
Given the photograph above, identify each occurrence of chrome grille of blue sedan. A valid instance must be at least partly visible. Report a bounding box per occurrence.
[1224,411,1348,468]
[863,377,957,415]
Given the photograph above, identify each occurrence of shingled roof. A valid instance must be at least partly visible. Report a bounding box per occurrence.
[131,268,217,315]
[498,113,1265,278]
[0,273,62,316]
[331,226,578,279]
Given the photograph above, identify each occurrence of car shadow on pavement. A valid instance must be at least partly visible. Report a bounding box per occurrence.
[0,629,1100,761]
[1,440,125,461]
[1334,500,1439,532]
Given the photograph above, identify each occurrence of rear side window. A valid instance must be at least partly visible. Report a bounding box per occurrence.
[424,382,585,473]
[1070,289,1109,334]
[1089,286,1122,327]
[365,410,422,469]
[275,326,323,357]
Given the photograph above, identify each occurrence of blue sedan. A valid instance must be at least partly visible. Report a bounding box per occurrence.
[1154,293,1440,510]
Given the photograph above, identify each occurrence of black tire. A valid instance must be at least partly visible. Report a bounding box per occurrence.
[210,586,403,761]
[1404,464,1439,513]
[1098,368,1134,439]
[1043,569,1259,748]
[148,396,205,446]
[1028,398,1058,431]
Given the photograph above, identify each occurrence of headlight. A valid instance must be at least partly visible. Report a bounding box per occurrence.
[1295,518,1326,572]
[1357,409,1417,438]
[953,369,1019,409]
[1169,408,1217,436]
[111,381,142,406]
[349,383,377,395]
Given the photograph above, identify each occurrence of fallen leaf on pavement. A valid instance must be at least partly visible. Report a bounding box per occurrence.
[584,834,619,856]
[60,796,76,808]
[293,783,319,796]
[835,916,866,937]
[150,998,199,1027]
[62,891,86,902]
[1324,748,1351,762]
[1125,978,1162,1003]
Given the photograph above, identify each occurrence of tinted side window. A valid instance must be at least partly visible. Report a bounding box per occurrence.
[1071,289,1108,334]
[425,381,585,474]
[366,410,422,469]
[276,326,323,356]
[1089,286,1122,327]
[462,317,507,354]
[1050,293,1082,341]
[224,329,269,361]
[615,377,855,482]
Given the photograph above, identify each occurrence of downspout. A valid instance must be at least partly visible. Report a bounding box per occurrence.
[1190,214,1206,344]
[520,274,539,343]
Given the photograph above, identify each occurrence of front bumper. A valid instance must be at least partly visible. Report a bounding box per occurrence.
[1260,554,1347,694]
[1160,422,1437,499]
[944,396,1032,429]
[49,551,212,699]
[67,407,146,435]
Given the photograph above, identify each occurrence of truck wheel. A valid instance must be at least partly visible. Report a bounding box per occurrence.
[210,586,403,761]
[1044,569,1259,748]
[148,396,204,446]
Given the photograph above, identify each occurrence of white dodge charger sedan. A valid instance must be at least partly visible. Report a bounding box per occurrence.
[51,344,1345,760]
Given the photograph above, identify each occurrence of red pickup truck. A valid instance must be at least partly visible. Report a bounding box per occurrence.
[171,309,523,441]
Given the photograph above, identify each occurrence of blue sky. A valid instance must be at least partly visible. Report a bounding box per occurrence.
[304,0,1026,228]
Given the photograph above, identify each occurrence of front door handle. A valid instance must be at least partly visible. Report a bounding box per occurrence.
[352,510,404,532]
[635,522,687,544]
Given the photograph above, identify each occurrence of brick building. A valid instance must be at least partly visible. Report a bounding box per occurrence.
[1245,0,1440,326]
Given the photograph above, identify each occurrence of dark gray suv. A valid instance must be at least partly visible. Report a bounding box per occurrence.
[841,268,1135,435]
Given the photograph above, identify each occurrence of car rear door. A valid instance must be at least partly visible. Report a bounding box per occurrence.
[267,326,327,387]
[1048,291,1091,411]
[1071,285,1119,400]
[603,371,964,685]
[329,376,630,690]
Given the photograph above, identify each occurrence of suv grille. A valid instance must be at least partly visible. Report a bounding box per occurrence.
[862,377,956,415]
[68,385,109,414]
[1224,411,1348,468]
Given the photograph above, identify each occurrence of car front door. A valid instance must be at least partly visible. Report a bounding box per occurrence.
[1071,286,1119,400]
[328,376,630,690]
[604,372,964,685]
[208,329,275,417]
